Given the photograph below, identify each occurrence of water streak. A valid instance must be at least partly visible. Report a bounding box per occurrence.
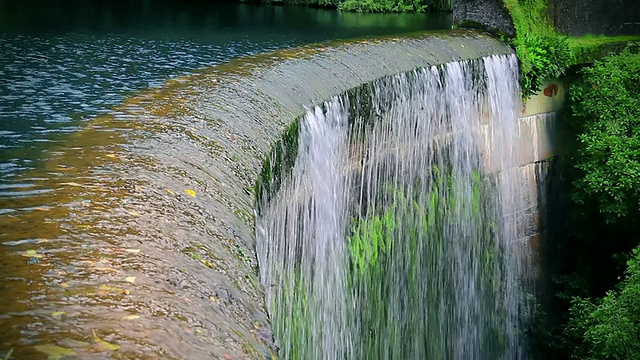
[257,54,531,359]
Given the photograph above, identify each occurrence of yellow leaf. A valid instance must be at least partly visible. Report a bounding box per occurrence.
[60,283,70,288]
[105,154,118,158]
[60,182,83,187]
[166,189,174,195]
[185,189,196,197]
[91,330,120,351]
[97,285,129,295]
[126,210,141,216]
[122,315,140,320]
[34,344,77,360]
[51,311,66,318]
[125,276,136,284]
[23,250,43,258]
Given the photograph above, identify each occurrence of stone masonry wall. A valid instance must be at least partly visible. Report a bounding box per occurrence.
[452,0,515,35]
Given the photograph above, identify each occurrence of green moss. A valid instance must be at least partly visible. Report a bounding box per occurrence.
[255,119,300,213]
[568,35,640,64]
[501,0,571,97]
[499,0,639,98]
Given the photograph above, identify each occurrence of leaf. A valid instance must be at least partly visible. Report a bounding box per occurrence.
[51,311,66,318]
[60,182,83,187]
[91,267,119,273]
[34,344,77,360]
[185,189,196,197]
[125,210,141,216]
[122,314,140,320]
[23,250,43,259]
[125,276,136,284]
[166,189,174,195]
[92,330,120,351]
[97,285,129,295]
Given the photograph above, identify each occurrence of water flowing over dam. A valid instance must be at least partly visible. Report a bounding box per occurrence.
[0,30,546,359]
[257,54,532,359]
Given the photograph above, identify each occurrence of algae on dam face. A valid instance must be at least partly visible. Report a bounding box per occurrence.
[256,53,532,358]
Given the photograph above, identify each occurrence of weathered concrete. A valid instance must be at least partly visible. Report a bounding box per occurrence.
[453,0,640,36]
[548,0,640,36]
[453,0,515,35]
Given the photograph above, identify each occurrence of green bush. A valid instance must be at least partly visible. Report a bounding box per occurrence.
[516,34,571,97]
[501,0,571,97]
[566,247,640,360]
[250,0,451,12]
[338,0,428,12]
[568,45,640,223]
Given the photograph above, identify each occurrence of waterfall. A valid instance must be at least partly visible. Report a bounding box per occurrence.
[256,53,532,359]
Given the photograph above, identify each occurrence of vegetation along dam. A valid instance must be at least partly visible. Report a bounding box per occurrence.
[2,0,638,359]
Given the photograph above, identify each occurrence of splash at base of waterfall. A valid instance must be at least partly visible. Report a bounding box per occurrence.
[257,54,533,359]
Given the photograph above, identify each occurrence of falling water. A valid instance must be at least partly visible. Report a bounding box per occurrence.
[256,53,531,358]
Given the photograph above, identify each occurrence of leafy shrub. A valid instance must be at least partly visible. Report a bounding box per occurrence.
[566,247,640,360]
[338,0,428,12]
[501,0,571,97]
[516,34,571,97]
[568,45,640,223]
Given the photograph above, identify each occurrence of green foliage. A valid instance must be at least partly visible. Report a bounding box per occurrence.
[566,247,640,360]
[516,34,571,97]
[255,119,299,213]
[249,0,451,12]
[568,45,640,223]
[501,0,571,97]
[338,0,429,13]
[530,45,640,359]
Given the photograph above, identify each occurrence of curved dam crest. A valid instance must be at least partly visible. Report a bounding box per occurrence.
[0,31,533,359]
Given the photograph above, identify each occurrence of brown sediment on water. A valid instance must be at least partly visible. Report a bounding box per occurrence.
[0,30,512,359]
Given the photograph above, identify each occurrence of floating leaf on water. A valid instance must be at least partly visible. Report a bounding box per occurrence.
[60,182,83,187]
[185,189,196,197]
[125,210,141,216]
[97,285,129,295]
[124,248,140,254]
[166,188,174,195]
[60,283,70,288]
[34,344,77,360]
[209,296,218,302]
[23,250,43,259]
[51,311,66,318]
[122,314,140,320]
[125,276,136,284]
[91,330,120,351]
[105,154,118,158]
